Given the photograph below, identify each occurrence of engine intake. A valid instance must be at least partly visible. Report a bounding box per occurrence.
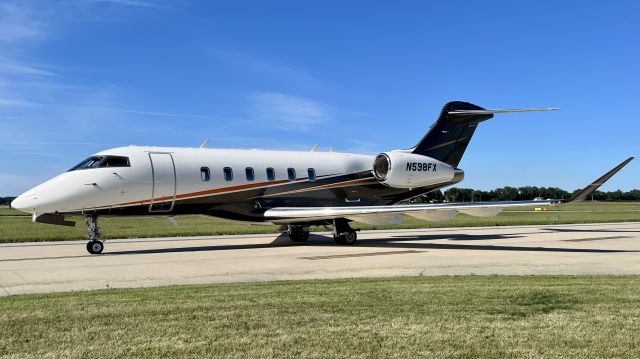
[373,153,391,181]
[372,152,456,188]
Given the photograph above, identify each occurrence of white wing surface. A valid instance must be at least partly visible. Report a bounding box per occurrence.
[263,157,633,224]
[264,199,555,224]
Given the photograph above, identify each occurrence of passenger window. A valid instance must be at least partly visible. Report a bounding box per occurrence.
[223,167,233,181]
[201,167,210,181]
[266,167,275,181]
[287,168,296,181]
[308,168,316,181]
[245,167,255,181]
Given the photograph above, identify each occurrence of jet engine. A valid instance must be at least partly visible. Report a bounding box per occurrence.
[372,152,457,188]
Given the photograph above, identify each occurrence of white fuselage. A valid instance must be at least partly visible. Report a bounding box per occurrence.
[11,146,379,215]
[11,145,461,224]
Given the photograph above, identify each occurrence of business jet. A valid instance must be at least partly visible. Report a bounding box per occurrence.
[11,101,633,254]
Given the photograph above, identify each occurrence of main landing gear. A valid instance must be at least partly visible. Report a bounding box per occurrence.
[333,218,358,245]
[287,220,358,245]
[86,216,104,254]
[287,225,310,242]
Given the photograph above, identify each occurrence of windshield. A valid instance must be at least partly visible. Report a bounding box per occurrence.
[68,155,130,171]
[68,156,104,171]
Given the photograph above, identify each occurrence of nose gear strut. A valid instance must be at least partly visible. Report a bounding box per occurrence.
[86,216,104,254]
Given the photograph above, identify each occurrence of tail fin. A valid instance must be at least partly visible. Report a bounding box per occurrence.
[412,101,558,167]
[411,102,492,167]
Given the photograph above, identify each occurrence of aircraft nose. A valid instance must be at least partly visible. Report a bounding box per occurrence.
[11,191,37,213]
[10,196,25,211]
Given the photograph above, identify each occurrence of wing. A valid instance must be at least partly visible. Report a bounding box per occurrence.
[264,199,556,224]
[263,157,633,224]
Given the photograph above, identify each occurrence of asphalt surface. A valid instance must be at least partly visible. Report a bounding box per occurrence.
[1,222,639,296]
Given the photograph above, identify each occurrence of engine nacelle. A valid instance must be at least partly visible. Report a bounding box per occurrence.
[372,152,457,188]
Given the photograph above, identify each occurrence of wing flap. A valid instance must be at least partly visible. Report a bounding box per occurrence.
[458,207,503,217]
[406,209,457,222]
[347,213,405,225]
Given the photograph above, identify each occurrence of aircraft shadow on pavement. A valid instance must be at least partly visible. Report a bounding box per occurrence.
[542,227,640,234]
[356,235,635,253]
[104,232,637,256]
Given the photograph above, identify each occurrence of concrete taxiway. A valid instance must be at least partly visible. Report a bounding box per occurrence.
[1,222,639,296]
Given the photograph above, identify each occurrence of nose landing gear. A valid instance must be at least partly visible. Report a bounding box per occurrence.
[86,216,104,254]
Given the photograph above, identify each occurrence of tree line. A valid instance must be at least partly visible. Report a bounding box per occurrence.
[0,197,16,205]
[415,186,640,203]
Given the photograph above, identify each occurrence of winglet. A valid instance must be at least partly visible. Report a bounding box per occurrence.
[565,157,634,203]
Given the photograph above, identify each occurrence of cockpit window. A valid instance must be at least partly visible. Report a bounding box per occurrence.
[68,156,103,171]
[68,155,130,171]
[100,156,130,167]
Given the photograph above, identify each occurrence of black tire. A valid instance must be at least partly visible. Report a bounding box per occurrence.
[343,231,357,245]
[288,227,310,242]
[86,240,104,254]
[334,231,357,245]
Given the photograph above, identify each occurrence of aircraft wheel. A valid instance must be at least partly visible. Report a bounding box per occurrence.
[86,240,104,254]
[334,230,357,245]
[288,226,310,242]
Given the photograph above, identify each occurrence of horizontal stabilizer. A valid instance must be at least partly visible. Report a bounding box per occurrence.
[565,157,634,203]
[411,102,557,168]
[448,108,559,115]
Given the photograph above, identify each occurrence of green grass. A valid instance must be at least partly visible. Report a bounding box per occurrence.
[1,276,639,358]
[0,207,25,216]
[0,202,638,243]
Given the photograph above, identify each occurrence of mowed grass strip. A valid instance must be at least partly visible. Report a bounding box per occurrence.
[1,276,639,358]
[0,207,27,216]
[1,202,639,243]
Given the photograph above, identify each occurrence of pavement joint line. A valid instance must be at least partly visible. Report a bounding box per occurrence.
[300,250,425,260]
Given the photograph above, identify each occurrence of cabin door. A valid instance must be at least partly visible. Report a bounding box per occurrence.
[148,153,176,212]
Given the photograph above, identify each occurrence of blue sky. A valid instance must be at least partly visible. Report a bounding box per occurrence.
[0,0,638,196]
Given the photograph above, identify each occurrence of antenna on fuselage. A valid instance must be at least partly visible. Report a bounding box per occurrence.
[199,139,210,148]
[310,144,319,152]
[329,146,335,152]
